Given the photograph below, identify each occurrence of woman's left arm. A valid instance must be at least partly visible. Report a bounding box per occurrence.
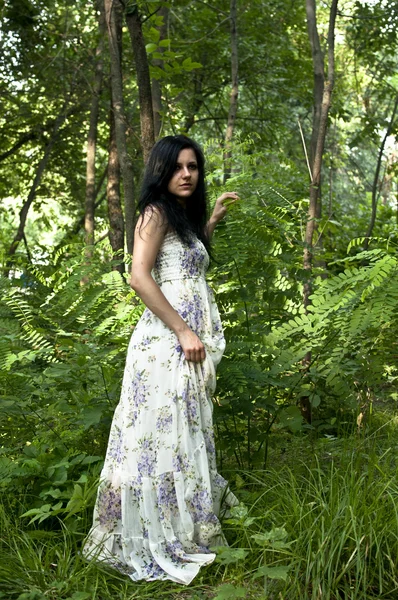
[206,191,239,239]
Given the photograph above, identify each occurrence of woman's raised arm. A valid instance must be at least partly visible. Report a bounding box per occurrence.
[206,191,239,239]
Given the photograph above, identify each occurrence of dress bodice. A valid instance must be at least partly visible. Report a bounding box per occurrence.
[152,231,209,285]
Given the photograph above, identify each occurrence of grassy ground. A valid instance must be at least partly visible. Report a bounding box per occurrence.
[2,414,398,599]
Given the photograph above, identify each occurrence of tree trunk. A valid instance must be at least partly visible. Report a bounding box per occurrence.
[305,0,332,270]
[84,0,105,251]
[151,79,162,139]
[305,0,325,255]
[126,6,155,163]
[4,104,71,277]
[105,0,135,255]
[151,6,168,138]
[306,0,324,169]
[223,0,238,183]
[303,0,338,309]
[364,93,398,249]
[107,107,125,275]
[54,183,106,251]
[183,67,205,133]
[301,0,338,423]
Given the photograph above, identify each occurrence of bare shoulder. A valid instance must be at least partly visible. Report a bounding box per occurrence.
[135,205,168,241]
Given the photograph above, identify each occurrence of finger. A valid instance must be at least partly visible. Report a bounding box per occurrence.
[221,193,239,205]
[220,193,236,202]
[224,198,238,208]
[191,347,200,362]
[194,349,202,362]
[196,343,205,360]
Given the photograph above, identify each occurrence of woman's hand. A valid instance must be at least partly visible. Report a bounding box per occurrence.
[210,191,239,225]
[178,329,206,362]
[207,191,239,239]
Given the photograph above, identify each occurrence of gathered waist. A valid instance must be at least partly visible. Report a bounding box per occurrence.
[152,272,206,285]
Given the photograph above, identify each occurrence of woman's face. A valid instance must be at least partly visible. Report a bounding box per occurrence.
[167,148,199,203]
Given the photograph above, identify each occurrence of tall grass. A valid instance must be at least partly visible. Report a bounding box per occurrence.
[2,428,398,599]
[234,429,398,599]
[0,505,215,600]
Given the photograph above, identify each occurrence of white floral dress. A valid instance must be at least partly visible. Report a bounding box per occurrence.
[83,231,238,585]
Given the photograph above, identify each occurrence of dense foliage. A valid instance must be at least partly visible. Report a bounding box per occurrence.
[1,0,398,598]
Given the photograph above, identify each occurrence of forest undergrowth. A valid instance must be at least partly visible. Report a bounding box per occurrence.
[1,166,398,599]
[2,415,398,599]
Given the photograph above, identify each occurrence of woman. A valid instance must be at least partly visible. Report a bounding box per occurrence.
[83,135,239,585]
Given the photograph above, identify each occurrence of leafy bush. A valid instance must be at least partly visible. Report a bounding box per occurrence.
[0,243,142,523]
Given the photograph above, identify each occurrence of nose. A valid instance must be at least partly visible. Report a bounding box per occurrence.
[181,166,191,178]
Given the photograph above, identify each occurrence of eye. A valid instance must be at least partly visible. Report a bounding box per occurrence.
[189,163,198,170]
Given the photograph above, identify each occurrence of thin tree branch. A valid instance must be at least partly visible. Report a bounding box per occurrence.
[298,119,313,181]
[178,17,230,44]
[364,93,398,248]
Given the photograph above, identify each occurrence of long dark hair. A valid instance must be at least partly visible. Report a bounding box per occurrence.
[136,135,210,251]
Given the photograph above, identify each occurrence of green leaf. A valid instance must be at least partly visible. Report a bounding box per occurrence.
[145,43,158,54]
[43,364,71,378]
[182,57,202,70]
[230,504,248,519]
[21,504,52,518]
[65,484,84,515]
[40,487,62,499]
[251,527,289,546]
[278,406,303,432]
[49,465,68,485]
[81,455,103,465]
[310,393,321,408]
[148,27,160,42]
[79,406,104,429]
[17,590,47,600]
[149,64,167,77]
[24,530,59,540]
[235,474,245,488]
[213,584,247,600]
[214,547,248,565]
[252,565,290,581]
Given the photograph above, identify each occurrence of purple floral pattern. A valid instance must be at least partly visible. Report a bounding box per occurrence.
[190,488,217,523]
[83,231,238,585]
[180,378,199,428]
[125,370,148,427]
[157,472,179,521]
[97,483,122,527]
[137,437,156,477]
[180,238,207,277]
[156,410,173,433]
[107,426,124,464]
[177,293,204,336]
